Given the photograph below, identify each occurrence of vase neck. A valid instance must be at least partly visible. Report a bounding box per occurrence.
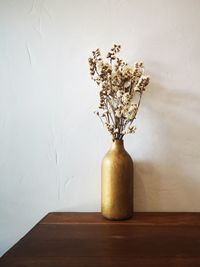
[111,139,125,151]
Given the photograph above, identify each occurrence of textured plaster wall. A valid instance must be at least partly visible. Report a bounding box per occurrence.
[0,0,200,256]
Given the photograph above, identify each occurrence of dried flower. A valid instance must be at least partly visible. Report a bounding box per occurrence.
[122,92,130,104]
[88,44,150,140]
[116,90,123,98]
[115,109,122,118]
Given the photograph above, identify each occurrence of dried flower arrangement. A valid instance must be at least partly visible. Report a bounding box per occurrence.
[88,44,150,140]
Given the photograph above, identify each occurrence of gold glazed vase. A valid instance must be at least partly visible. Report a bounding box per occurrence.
[101,139,133,220]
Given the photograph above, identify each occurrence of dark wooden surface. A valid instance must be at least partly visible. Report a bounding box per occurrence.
[1,212,200,266]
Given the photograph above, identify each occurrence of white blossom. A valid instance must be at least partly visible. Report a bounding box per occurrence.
[116,90,123,98]
[124,81,131,88]
[122,92,130,104]
[115,109,122,118]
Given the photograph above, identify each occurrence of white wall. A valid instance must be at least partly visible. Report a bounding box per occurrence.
[0,0,200,256]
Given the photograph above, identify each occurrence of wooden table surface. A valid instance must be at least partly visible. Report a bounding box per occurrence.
[1,212,200,266]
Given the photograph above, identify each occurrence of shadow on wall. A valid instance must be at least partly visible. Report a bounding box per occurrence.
[133,81,200,211]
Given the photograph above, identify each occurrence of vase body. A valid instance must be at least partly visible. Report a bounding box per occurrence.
[101,140,133,220]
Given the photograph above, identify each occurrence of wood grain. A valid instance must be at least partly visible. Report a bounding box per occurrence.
[41,212,200,225]
[1,212,200,266]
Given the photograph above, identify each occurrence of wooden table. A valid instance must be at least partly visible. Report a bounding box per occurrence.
[1,212,200,266]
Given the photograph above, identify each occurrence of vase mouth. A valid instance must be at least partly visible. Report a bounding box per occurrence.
[112,139,124,143]
[111,139,124,150]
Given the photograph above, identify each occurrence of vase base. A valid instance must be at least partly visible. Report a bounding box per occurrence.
[102,212,133,221]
